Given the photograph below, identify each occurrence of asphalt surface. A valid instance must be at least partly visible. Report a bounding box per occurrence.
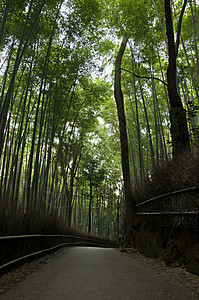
[0,247,196,300]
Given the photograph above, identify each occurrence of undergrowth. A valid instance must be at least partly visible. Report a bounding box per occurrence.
[132,150,199,205]
[131,150,199,276]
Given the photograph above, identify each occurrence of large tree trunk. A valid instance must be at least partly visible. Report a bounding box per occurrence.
[114,35,136,243]
[164,0,190,158]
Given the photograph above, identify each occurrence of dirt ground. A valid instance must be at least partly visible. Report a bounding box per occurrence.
[118,248,199,299]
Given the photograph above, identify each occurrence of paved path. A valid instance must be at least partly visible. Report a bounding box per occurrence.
[0,247,196,299]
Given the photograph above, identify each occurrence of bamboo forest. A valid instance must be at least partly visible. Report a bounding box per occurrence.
[0,0,199,241]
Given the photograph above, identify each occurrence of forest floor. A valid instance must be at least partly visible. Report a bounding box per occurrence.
[118,248,199,298]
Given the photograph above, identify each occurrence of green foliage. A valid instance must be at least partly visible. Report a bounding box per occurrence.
[104,0,153,39]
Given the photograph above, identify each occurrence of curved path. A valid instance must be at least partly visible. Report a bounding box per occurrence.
[0,247,196,299]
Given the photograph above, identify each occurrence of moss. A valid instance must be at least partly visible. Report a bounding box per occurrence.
[133,221,199,276]
[186,260,199,276]
[134,229,164,259]
[185,253,199,276]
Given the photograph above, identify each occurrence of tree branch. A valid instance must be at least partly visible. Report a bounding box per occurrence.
[176,0,187,55]
[120,68,168,86]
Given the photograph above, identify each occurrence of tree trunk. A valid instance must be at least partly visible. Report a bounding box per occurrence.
[114,35,136,243]
[0,0,46,158]
[189,0,199,81]
[0,0,11,50]
[164,0,190,158]
[88,178,92,234]
[130,44,155,168]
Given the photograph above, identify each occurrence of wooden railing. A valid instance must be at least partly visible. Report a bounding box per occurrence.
[135,186,199,216]
[0,234,118,272]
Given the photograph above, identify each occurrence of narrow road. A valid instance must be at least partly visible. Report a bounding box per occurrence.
[0,247,196,299]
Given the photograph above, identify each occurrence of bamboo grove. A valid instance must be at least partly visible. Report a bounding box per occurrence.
[0,0,199,238]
